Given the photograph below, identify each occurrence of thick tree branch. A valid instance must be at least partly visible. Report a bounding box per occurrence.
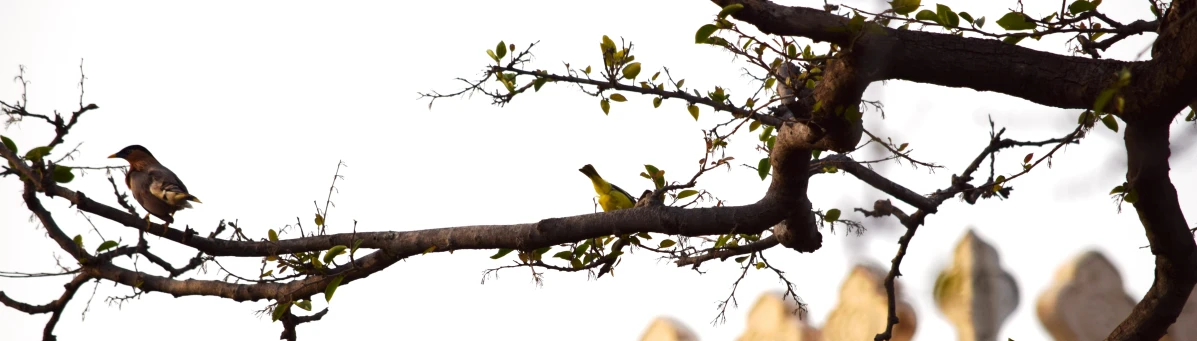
[711,0,1197,119]
[1107,119,1197,340]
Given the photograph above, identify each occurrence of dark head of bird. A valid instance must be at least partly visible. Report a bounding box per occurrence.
[579,164,600,178]
[108,145,155,161]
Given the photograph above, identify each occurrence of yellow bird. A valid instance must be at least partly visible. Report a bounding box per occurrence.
[579,164,636,212]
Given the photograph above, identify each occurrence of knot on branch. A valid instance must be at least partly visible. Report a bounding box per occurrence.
[773,197,822,253]
[774,55,867,153]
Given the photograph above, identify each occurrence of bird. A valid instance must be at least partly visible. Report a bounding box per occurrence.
[578,164,635,212]
[579,164,636,278]
[108,145,201,233]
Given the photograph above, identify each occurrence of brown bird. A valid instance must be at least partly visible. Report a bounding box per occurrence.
[108,145,201,233]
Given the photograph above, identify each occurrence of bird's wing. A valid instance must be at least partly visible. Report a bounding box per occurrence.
[146,167,198,206]
[610,183,636,207]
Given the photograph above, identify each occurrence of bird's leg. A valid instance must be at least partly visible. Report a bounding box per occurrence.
[164,213,174,235]
[143,214,152,232]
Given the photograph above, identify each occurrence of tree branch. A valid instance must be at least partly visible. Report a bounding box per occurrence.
[1107,118,1197,340]
[710,0,1197,118]
[0,274,91,341]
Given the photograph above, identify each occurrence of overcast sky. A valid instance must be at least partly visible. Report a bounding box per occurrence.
[1,0,1193,340]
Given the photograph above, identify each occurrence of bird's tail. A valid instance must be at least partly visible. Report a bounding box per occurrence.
[165,192,202,207]
[578,164,602,180]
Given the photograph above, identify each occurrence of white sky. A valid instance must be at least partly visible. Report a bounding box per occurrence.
[1,0,1193,340]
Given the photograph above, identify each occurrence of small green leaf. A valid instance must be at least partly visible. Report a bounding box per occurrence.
[718,3,744,18]
[847,14,866,32]
[268,229,279,242]
[73,234,84,250]
[825,208,842,222]
[487,50,499,62]
[1109,185,1125,195]
[812,150,822,159]
[1024,153,1034,164]
[764,78,775,90]
[1101,114,1119,132]
[0,135,16,155]
[52,165,74,183]
[936,4,960,28]
[1068,0,1096,15]
[601,35,616,50]
[423,245,437,254]
[889,0,921,15]
[757,158,770,180]
[295,300,312,311]
[1150,3,1162,17]
[314,213,324,226]
[760,126,774,142]
[95,240,119,253]
[351,238,364,255]
[688,104,699,120]
[755,262,766,269]
[609,93,628,102]
[1184,107,1196,122]
[601,99,611,115]
[959,12,974,23]
[1094,88,1116,112]
[749,120,761,132]
[496,41,507,60]
[260,270,274,278]
[324,275,344,302]
[271,301,291,322]
[652,97,663,108]
[583,65,592,74]
[553,251,572,260]
[24,146,52,162]
[622,62,642,80]
[324,245,347,263]
[695,24,719,44]
[651,72,660,81]
[677,190,698,199]
[533,77,548,92]
[914,9,938,23]
[658,239,676,248]
[996,12,1036,30]
[974,17,985,28]
[491,248,514,259]
[734,256,748,263]
[1124,188,1138,203]
[898,143,909,152]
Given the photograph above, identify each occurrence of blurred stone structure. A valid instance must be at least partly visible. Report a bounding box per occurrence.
[735,291,819,341]
[934,230,1019,341]
[1037,250,1197,341]
[821,264,917,341]
[638,232,1196,341]
[639,317,698,341]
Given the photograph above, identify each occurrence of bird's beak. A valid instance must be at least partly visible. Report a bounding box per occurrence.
[107,153,119,159]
